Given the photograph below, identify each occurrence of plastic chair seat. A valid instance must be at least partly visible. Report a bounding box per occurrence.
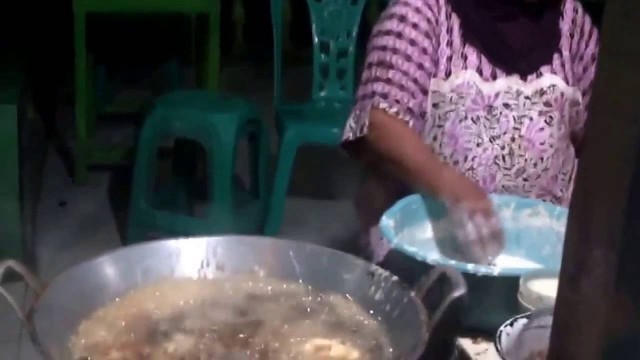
[127,90,269,244]
[156,90,258,116]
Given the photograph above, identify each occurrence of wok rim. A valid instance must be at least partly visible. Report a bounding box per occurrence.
[27,235,431,360]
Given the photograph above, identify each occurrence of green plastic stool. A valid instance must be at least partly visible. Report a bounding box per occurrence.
[263,0,367,235]
[126,90,269,244]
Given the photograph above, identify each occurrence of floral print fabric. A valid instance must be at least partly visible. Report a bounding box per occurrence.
[425,70,583,206]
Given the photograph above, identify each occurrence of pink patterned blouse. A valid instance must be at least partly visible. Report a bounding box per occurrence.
[343,0,599,261]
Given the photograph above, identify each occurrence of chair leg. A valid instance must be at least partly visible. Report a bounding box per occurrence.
[263,131,298,236]
[127,115,161,245]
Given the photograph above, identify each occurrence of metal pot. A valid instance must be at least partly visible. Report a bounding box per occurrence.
[0,236,467,359]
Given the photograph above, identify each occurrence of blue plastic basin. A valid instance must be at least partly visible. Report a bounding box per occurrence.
[379,194,568,331]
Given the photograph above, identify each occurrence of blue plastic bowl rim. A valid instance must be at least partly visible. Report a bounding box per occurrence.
[379,194,568,277]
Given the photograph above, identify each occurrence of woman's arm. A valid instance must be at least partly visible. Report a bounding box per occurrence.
[351,107,502,264]
[342,0,446,191]
[365,109,449,197]
[342,0,489,205]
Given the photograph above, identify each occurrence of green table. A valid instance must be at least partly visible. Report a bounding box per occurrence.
[72,0,222,184]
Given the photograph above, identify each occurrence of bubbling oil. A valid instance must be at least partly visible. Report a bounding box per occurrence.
[70,275,392,359]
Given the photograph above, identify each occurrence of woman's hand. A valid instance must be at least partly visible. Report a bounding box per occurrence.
[363,110,504,264]
[434,169,505,265]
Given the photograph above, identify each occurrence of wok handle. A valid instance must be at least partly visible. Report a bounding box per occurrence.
[0,260,44,323]
[414,265,467,332]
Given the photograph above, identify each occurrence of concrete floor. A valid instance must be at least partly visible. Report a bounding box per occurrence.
[0,64,364,358]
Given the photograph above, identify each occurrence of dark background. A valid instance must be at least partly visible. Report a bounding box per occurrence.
[1,0,606,84]
[0,0,606,127]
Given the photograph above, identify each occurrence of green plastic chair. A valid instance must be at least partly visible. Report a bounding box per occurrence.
[126,90,269,244]
[263,0,368,235]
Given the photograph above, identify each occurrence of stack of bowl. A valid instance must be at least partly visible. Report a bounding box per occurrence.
[495,270,559,359]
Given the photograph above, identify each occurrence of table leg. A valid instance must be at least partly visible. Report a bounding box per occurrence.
[74,12,89,184]
[205,2,221,91]
[86,54,97,138]
[231,0,246,58]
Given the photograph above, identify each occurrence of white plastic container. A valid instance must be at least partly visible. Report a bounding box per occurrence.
[518,270,559,311]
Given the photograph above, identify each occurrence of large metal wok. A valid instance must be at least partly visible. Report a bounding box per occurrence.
[0,236,466,359]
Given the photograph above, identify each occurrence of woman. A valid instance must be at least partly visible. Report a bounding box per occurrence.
[343,0,599,263]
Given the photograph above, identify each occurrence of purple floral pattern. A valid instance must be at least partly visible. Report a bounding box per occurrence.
[424,71,582,206]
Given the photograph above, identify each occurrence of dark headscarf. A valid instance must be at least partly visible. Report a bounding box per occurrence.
[448,0,564,77]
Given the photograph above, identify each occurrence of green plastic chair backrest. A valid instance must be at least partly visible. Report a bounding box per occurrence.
[271,0,368,106]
